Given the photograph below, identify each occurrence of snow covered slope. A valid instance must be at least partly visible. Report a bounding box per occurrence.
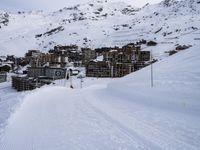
[0,0,200,56]
[0,43,199,149]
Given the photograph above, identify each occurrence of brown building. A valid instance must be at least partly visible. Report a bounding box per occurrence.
[82,48,96,65]
[86,61,134,78]
[86,61,111,77]
[24,45,82,68]
[24,50,44,67]
[86,43,150,78]
[86,45,136,78]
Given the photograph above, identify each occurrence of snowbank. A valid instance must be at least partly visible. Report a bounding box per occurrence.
[107,45,200,116]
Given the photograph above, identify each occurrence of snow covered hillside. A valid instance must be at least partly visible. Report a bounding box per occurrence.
[0,42,199,149]
[0,0,200,56]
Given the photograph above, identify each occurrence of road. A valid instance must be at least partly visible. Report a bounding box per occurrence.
[0,86,199,150]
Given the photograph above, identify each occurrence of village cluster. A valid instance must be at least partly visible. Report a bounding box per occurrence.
[0,40,190,91]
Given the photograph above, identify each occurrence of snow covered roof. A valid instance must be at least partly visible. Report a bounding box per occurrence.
[0,56,7,61]
[0,64,11,68]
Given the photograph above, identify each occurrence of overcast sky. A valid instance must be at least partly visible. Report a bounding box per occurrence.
[0,0,163,12]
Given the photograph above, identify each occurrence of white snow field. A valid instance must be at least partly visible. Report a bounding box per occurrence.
[0,0,200,56]
[0,45,200,149]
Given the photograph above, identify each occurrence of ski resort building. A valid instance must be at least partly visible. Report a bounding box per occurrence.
[82,48,96,65]
[0,64,11,72]
[86,61,134,78]
[27,67,66,80]
[24,45,82,68]
[11,76,52,92]
[11,67,66,91]
[86,44,150,78]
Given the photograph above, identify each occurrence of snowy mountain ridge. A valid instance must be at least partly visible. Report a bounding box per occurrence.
[0,0,200,56]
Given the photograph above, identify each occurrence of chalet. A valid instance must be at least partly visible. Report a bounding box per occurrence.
[0,64,11,72]
[0,55,14,72]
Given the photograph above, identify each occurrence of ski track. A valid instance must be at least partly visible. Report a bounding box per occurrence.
[0,89,167,150]
[0,84,200,149]
[0,83,23,139]
[80,97,160,150]
[83,91,200,150]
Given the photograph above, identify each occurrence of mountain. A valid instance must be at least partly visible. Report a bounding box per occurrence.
[0,0,200,56]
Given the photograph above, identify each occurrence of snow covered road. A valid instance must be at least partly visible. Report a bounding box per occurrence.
[0,85,199,150]
[0,87,158,150]
[0,89,199,149]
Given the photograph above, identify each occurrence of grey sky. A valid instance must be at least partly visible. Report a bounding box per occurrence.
[0,0,163,12]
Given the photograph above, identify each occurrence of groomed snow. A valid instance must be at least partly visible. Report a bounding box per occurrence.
[0,44,200,149]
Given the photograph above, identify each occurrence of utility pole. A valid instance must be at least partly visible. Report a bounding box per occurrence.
[53,69,55,81]
[64,70,68,87]
[111,65,114,78]
[69,69,73,89]
[80,77,83,89]
[15,57,18,75]
[151,49,154,88]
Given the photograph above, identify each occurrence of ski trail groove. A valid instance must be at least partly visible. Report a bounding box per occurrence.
[83,95,198,150]
[80,97,161,150]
